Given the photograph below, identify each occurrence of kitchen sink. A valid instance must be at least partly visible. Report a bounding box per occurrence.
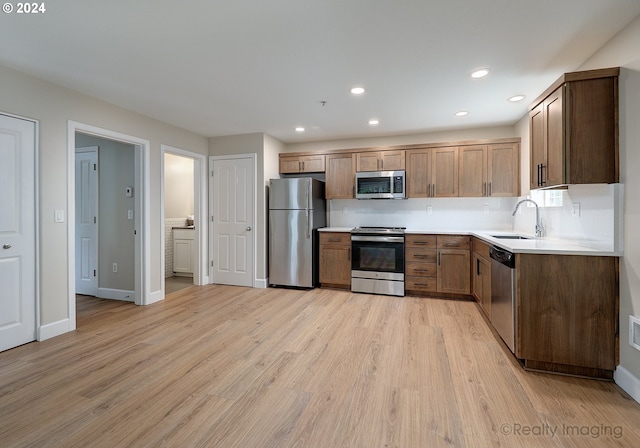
[491,235,531,240]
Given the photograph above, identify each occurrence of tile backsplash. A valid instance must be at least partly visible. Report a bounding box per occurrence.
[328,183,621,251]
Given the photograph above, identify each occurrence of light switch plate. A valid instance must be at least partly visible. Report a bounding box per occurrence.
[54,210,64,223]
[572,203,581,217]
[128,210,134,220]
[426,206,433,215]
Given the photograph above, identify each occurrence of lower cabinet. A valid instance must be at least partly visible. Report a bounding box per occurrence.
[319,232,351,288]
[471,237,491,317]
[173,228,194,275]
[405,234,470,296]
[517,253,618,379]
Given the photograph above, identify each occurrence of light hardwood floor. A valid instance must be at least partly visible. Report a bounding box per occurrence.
[1,285,639,447]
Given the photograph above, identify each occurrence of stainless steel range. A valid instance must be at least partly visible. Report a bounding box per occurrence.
[351,226,405,296]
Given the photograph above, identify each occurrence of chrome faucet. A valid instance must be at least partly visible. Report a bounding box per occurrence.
[512,199,543,237]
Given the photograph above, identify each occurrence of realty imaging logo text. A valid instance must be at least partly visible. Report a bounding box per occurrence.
[500,423,623,439]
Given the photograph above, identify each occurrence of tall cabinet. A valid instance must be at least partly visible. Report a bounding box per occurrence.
[529,67,619,190]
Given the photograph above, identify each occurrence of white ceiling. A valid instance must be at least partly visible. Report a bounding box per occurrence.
[1,0,639,143]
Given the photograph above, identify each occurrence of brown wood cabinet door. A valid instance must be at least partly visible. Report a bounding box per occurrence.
[472,253,491,317]
[279,157,301,174]
[406,149,431,198]
[326,154,355,199]
[356,152,380,172]
[488,143,519,197]
[437,249,470,294]
[319,245,351,286]
[517,254,617,370]
[300,155,325,173]
[544,87,565,187]
[432,147,458,197]
[380,150,406,170]
[459,145,487,197]
[529,103,545,190]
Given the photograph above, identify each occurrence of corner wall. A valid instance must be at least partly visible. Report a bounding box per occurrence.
[0,63,208,329]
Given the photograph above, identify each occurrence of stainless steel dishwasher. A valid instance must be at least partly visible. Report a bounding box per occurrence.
[489,246,516,353]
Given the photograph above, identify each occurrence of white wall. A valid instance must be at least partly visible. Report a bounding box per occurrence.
[0,63,208,327]
[573,15,640,392]
[285,125,516,153]
[164,153,194,219]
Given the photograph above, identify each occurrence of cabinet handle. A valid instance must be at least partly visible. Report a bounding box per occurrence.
[437,252,441,265]
[443,242,458,246]
[412,254,430,259]
[301,161,305,171]
[414,241,430,245]
[413,269,431,273]
[541,164,546,185]
[483,182,486,196]
[477,259,481,276]
[489,182,492,196]
[348,248,351,261]
[299,161,303,172]
[414,283,432,287]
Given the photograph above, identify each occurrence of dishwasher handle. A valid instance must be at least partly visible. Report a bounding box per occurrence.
[489,246,516,269]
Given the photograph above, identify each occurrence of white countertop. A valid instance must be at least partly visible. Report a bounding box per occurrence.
[319,227,620,256]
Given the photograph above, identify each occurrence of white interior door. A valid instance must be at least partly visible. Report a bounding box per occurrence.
[0,114,36,352]
[75,147,98,296]
[211,155,255,287]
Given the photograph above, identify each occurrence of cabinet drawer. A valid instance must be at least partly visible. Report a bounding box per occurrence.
[406,261,436,277]
[406,276,437,292]
[405,248,437,263]
[405,234,437,248]
[320,232,351,246]
[437,235,470,249]
[472,237,490,259]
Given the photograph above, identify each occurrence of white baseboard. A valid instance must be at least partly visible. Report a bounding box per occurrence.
[147,289,164,305]
[97,288,135,302]
[38,318,72,341]
[255,278,268,288]
[615,365,640,405]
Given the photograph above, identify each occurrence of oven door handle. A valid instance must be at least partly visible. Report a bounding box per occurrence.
[350,235,405,243]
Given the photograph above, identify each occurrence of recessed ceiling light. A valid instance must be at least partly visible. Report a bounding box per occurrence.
[470,68,490,79]
[508,95,526,102]
[454,111,469,117]
[295,127,305,132]
[350,87,365,95]
[368,119,379,126]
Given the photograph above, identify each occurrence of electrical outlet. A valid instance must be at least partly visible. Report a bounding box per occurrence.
[427,206,433,215]
[342,206,349,214]
[112,263,118,273]
[128,209,134,220]
[483,204,489,215]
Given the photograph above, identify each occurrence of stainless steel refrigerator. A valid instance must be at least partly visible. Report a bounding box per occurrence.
[269,178,326,288]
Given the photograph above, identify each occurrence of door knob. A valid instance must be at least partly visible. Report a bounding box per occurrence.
[245,227,252,231]
[3,244,11,249]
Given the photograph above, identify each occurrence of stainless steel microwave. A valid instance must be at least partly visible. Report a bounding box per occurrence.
[355,170,406,199]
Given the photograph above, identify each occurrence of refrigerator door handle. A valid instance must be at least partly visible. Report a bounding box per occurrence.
[306,209,311,239]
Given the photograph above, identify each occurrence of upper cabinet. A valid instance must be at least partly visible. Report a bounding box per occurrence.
[325,153,356,199]
[529,67,619,190]
[279,154,325,173]
[459,143,519,197]
[406,147,458,197]
[356,150,405,172]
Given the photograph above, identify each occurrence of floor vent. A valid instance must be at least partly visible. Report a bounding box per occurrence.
[630,315,640,352]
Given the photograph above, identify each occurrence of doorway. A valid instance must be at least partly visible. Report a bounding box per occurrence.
[67,121,150,330]
[161,145,208,298]
[210,154,256,287]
